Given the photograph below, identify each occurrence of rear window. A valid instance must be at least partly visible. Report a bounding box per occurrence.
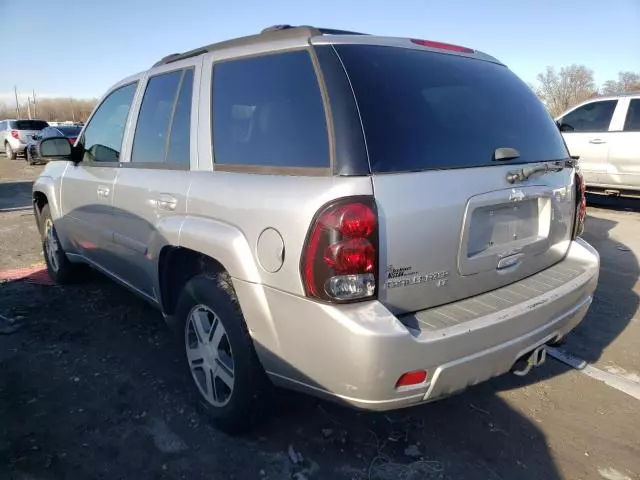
[334,45,568,173]
[10,120,48,130]
[57,126,82,136]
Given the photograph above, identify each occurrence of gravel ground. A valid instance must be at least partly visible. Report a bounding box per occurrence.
[1,159,639,480]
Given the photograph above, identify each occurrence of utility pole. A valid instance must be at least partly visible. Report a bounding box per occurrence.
[27,97,32,119]
[14,86,20,119]
[32,90,37,117]
[70,98,76,122]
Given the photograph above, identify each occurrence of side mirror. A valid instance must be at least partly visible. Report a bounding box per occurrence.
[38,136,72,160]
[557,122,574,132]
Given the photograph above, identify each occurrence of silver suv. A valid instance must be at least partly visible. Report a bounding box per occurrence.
[1,119,49,159]
[32,25,600,432]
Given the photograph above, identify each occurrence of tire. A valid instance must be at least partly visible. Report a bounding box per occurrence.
[40,204,81,284]
[5,142,16,160]
[174,272,271,433]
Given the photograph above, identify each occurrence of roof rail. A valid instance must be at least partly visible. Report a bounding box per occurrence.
[260,24,367,36]
[152,24,367,68]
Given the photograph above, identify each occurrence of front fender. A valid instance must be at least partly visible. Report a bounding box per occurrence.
[32,176,61,220]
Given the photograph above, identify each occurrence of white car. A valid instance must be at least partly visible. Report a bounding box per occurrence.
[0,119,49,159]
[557,93,640,196]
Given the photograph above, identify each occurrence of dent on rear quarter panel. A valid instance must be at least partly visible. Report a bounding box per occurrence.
[184,171,373,294]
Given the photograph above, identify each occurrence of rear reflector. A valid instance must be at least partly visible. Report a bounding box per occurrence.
[410,38,474,53]
[396,370,428,388]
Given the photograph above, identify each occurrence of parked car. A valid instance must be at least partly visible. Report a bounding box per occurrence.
[0,119,49,159]
[556,92,640,197]
[32,25,600,432]
[26,125,82,165]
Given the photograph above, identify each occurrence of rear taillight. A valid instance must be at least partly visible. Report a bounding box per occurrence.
[10,130,19,139]
[573,172,586,239]
[410,38,475,53]
[301,197,378,302]
[68,137,77,145]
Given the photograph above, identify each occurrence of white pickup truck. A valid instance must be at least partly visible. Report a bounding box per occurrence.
[557,92,640,197]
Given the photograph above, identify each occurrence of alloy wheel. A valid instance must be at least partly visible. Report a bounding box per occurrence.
[185,305,235,407]
[44,219,60,272]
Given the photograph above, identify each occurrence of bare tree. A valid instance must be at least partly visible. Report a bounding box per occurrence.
[601,71,640,95]
[0,97,97,122]
[534,65,597,117]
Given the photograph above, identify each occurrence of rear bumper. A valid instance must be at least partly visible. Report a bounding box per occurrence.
[234,239,599,411]
[4,138,26,151]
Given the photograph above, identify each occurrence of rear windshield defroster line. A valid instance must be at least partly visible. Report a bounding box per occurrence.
[333,45,568,174]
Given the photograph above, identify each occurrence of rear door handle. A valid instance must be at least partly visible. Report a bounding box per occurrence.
[97,185,110,198]
[156,194,177,211]
[588,138,606,144]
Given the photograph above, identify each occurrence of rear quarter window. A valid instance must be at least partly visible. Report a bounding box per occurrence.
[334,45,568,173]
[212,50,330,169]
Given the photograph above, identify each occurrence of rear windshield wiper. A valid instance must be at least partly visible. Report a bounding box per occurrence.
[506,162,566,184]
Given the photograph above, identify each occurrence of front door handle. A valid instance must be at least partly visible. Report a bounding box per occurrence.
[588,138,606,144]
[156,194,177,211]
[97,185,110,198]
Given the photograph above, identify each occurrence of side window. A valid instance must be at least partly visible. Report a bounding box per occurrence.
[212,50,329,169]
[131,70,182,164]
[0,121,5,131]
[166,69,194,165]
[559,100,617,133]
[623,99,640,132]
[82,83,138,163]
[39,128,51,138]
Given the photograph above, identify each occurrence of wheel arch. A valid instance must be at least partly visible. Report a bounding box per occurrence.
[155,216,261,316]
[32,177,62,235]
[154,218,282,376]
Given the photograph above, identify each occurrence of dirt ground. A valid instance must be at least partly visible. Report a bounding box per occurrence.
[1,159,639,480]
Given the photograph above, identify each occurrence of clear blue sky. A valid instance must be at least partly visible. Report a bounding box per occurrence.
[1,0,638,104]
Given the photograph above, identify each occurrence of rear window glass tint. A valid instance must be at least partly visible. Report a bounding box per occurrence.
[624,99,640,132]
[212,50,329,168]
[10,120,48,130]
[335,45,568,173]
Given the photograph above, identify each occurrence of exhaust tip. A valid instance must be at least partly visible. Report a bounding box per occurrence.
[511,345,547,376]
